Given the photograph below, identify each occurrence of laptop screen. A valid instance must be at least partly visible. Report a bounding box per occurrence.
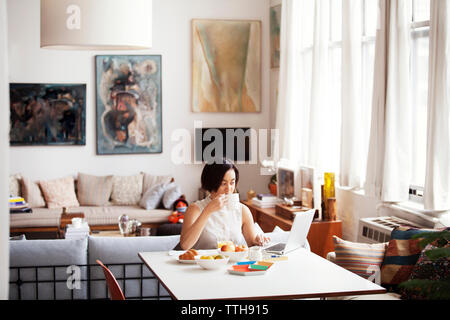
[283,209,315,253]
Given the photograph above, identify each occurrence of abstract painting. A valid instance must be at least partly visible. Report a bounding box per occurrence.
[270,5,281,68]
[95,55,162,155]
[192,19,261,113]
[9,83,86,145]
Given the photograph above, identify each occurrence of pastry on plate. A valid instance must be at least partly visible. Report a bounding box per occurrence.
[179,249,199,260]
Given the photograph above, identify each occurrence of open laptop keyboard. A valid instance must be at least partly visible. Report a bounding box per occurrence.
[264,243,286,252]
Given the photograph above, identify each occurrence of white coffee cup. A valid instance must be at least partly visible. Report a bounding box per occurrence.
[248,246,262,261]
[72,217,83,228]
[226,193,240,211]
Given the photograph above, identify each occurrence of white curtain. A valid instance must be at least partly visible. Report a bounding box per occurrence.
[340,0,362,188]
[307,0,333,172]
[364,0,412,202]
[424,0,450,211]
[275,0,340,174]
[0,0,9,299]
[274,0,302,164]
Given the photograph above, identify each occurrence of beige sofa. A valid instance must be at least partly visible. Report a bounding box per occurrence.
[10,205,173,229]
[9,172,181,235]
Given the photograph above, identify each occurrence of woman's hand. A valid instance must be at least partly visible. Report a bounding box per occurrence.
[204,193,227,215]
[253,233,271,246]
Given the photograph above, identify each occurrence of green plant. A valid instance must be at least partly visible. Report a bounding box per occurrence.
[398,230,450,300]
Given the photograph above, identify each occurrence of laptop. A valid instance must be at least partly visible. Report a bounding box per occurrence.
[263,209,315,255]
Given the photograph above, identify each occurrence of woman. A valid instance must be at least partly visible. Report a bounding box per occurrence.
[179,158,270,250]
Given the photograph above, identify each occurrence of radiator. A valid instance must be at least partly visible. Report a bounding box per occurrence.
[357,216,426,244]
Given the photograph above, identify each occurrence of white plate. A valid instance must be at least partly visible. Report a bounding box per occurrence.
[175,249,219,264]
[177,257,197,264]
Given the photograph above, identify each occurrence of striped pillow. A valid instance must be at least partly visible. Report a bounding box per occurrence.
[77,173,113,206]
[333,236,388,279]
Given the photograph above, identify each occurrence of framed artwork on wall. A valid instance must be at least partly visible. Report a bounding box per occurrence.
[9,83,86,146]
[95,55,162,155]
[192,19,261,113]
[270,4,281,68]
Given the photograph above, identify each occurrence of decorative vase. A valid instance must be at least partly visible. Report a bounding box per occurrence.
[118,214,129,235]
[247,189,256,201]
[127,219,141,236]
[323,172,335,216]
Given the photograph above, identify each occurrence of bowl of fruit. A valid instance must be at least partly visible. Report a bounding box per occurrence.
[195,254,230,270]
[219,243,248,262]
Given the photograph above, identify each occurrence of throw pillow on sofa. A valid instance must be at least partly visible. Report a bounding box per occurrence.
[9,173,22,197]
[399,228,450,300]
[333,235,388,280]
[381,226,438,286]
[77,173,113,206]
[39,176,80,209]
[410,243,450,281]
[111,174,144,206]
[139,182,169,210]
[21,177,46,208]
[142,172,172,194]
[162,182,182,209]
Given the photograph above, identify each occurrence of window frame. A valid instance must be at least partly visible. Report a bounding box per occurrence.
[408,0,430,201]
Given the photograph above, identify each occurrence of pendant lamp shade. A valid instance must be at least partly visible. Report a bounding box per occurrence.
[40,0,152,50]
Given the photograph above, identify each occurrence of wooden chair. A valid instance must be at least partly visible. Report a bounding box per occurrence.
[96,259,126,300]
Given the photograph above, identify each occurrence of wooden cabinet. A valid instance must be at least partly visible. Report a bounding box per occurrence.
[307,220,342,258]
[242,200,342,258]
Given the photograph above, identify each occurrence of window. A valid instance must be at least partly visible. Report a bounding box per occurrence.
[327,0,342,176]
[409,0,430,190]
[282,0,439,203]
[296,0,342,174]
[360,0,377,186]
[296,0,377,183]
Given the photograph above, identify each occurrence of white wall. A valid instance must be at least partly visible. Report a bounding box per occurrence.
[336,188,380,241]
[0,0,10,300]
[8,0,272,202]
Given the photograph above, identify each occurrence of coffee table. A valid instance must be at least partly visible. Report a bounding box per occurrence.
[138,248,386,300]
[90,230,133,237]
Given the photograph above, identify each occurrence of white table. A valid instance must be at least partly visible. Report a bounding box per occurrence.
[138,249,386,300]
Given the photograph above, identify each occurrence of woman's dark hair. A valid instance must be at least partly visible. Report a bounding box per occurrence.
[200,158,239,192]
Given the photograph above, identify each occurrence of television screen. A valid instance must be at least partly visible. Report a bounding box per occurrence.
[195,127,251,162]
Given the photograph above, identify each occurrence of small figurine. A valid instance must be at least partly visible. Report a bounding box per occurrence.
[168,197,188,223]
